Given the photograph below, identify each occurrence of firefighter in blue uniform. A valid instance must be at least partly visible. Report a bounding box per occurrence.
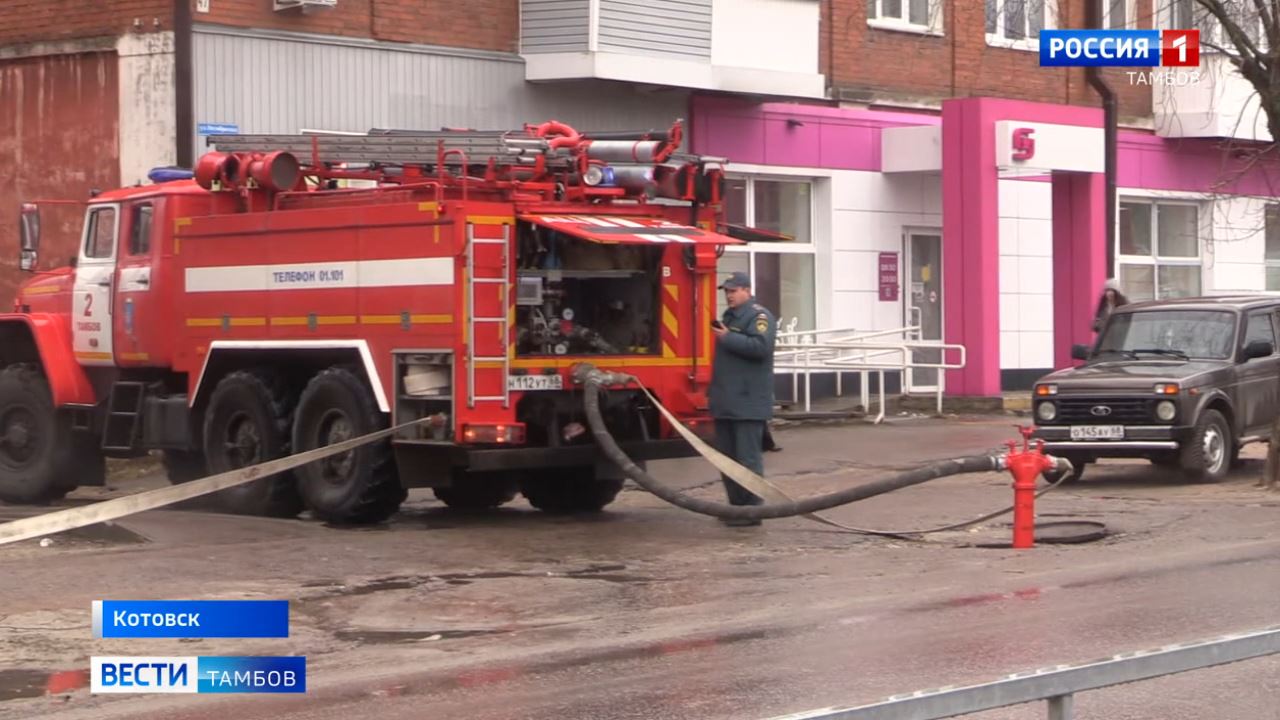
[709,271,778,526]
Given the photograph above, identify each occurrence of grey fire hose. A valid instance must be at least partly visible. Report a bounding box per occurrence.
[574,364,1072,527]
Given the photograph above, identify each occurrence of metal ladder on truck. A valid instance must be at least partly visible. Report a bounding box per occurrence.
[465,222,511,409]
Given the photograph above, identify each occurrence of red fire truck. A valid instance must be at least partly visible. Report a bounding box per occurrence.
[3,119,746,523]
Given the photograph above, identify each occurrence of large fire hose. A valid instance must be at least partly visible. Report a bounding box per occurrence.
[574,364,1073,528]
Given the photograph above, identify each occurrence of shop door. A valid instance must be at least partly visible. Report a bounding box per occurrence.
[904,232,943,392]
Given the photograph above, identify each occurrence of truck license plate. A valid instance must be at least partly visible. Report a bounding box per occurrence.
[1070,425,1124,440]
[508,374,563,391]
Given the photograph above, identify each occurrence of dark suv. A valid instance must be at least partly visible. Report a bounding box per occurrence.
[1032,296,1280,483]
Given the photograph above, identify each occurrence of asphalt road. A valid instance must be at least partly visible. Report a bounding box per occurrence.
[1,414,1277,719]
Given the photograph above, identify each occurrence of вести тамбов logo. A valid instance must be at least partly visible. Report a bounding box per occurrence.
[89,600,306,695]
[1039,29,1202,86]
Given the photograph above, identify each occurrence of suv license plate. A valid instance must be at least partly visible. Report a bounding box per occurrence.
[1071,425,1124,440]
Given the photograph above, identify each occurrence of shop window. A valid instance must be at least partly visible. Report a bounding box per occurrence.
[1265,205,1280,291]
[985,0,1057,49]
[868,0,943,35]
[1118,199,1202,301]
[718,177,817,333]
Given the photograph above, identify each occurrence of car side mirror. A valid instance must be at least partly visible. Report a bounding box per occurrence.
[1071,343,1091,361]
[18,203,39,272]
[1244,340,1273,360]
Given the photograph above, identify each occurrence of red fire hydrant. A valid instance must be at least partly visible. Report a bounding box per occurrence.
[1004,426,1058,549]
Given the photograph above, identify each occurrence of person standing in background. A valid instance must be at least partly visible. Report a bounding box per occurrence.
[708,272,778,527]
[1092,278,1129,335]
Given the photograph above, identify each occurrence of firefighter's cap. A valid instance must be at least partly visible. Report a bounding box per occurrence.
[719,271,751,290]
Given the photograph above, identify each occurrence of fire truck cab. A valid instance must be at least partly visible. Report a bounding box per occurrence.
[2,119,744,524]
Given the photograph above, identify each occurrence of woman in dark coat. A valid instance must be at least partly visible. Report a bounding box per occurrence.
[1092,279,1129,334]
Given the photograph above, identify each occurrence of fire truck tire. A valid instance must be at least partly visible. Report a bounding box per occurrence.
[291,367,406,525]
[0,364,78,504]
[433,471,519,510]
[519,468,623,514]
[201,370,305,518]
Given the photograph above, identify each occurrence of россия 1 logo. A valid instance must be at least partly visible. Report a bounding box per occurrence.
[1039,29,1200,86]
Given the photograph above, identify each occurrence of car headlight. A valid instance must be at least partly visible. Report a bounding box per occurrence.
[1156,400,1176,422]
[1036,401,1057,422]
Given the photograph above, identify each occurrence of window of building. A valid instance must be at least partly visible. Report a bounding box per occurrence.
[1167,0,1265,51]
[84,207,118,260]
[868,0,943,35]
[1118,199,1202,301]
[1100,0,1135,29]
[1265,205,1280,291]
[719,177,817,333]
[985,0,1057,49]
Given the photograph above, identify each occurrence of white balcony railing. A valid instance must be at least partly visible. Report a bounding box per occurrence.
[1153,52,1272,143]
[519,0,825,99]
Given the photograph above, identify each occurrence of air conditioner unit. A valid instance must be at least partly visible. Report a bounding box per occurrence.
[273,0,337,11]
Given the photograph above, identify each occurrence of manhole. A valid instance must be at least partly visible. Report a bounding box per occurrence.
[972,520,1108,548]
[1034,520,1108,544]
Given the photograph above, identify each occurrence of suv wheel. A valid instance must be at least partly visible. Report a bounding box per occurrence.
[1179,409,1231,483]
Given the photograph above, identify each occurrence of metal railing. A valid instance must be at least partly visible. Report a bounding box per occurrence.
[774,323,966,421]
[764,626,1280,720]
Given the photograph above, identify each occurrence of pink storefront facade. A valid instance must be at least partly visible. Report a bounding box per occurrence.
[690,95,1280,399]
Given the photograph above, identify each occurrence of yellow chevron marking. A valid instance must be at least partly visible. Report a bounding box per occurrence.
[662,305,678,339]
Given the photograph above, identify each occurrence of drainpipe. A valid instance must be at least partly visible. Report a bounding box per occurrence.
[174,0,194,167]
[1084,0,1117,279]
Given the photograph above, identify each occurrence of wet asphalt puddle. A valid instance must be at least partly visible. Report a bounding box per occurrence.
[0,669,90,702]
[0,669,49,701]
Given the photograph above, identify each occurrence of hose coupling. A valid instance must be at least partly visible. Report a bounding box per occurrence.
[571,362,634,388]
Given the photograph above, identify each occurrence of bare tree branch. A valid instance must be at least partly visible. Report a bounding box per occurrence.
[1193,0,1280,142]
[1248,0,1277,52]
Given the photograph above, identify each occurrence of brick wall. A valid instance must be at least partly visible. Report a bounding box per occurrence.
[0,53,120,306]
[826,0,1155,121]
[0,0,172,44]
[196,0,518,52]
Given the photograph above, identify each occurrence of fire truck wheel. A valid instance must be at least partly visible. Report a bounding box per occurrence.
[0,364,80,504]
[201,370,304,518]
[433,471,519,510]
[519,468,624,514]
[291,367,406,524]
